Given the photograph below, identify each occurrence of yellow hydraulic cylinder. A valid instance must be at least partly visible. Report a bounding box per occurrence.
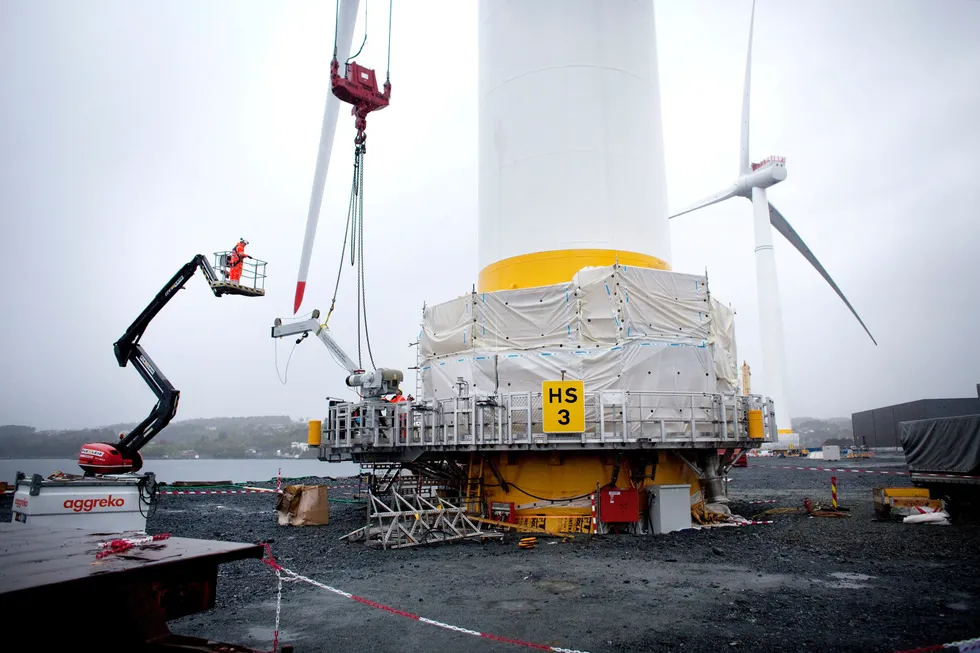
[748,410,764,439]
[308,419,322,447]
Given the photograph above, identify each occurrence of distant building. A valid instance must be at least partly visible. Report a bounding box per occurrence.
[290,442,308,451]
[852,388,980,449]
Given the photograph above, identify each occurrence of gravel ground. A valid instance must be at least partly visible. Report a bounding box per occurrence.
[5,454,980,652]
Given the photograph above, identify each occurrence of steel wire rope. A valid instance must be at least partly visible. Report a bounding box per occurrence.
[356,145,377,370]
[323,153,360,327]
[347,0,368,63]
[386,0,392,81]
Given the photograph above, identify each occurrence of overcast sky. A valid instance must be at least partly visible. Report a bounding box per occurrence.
[1,0,978,430]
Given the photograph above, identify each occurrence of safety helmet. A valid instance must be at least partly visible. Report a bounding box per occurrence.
[240,238,249,245]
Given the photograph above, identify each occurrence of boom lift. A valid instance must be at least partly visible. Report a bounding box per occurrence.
[78,253,265,475]
[271,308,403,401]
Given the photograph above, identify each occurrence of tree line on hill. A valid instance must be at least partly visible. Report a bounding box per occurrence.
[0,416,319,459]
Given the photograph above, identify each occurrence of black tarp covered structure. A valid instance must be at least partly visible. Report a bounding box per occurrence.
[853,398,980,448]
[899,415,980,474]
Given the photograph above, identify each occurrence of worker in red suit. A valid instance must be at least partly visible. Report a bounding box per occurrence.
[228,238,249,284]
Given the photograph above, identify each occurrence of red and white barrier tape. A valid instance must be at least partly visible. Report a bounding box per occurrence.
[775,465,905,475]
[747,499,777,505]
[590,493,598,534]
[160,483,362,496]
[260,545,591,653]
[732,520,774,526]
[774,465,980,480]
[160,489,274,496]
[96,533,171,559]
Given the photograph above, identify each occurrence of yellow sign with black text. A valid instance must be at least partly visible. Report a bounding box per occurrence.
[542,380,585,433]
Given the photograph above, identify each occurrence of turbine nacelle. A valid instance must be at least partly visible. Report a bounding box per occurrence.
[736,156,787,197]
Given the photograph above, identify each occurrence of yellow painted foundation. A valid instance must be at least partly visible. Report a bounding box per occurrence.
[478,248,670,293]
[471,451,703,533]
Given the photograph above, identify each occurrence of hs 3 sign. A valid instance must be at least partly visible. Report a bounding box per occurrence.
[542,380,585,433]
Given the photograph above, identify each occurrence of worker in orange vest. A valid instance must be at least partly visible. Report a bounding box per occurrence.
[228,238,249,284]
[390,389,408,442]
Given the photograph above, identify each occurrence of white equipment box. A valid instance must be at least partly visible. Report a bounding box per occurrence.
[823,445,841,461]
[647,484,692,534]
[11,472,156,533]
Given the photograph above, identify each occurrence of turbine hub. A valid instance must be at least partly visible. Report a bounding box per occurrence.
[751,155,786,171]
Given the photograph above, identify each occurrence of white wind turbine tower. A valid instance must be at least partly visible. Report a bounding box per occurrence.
[670,0,877,446]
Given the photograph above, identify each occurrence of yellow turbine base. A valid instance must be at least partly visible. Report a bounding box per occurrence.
[473,452,702,533]
[478,248,671,293]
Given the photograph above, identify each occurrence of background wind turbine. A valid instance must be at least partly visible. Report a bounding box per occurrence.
[669,0,877,446]
[293,0,361,314]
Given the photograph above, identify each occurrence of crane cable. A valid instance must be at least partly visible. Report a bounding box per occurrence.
[354,144,376,371]
[323,0,391,370]
[333,0,393,81]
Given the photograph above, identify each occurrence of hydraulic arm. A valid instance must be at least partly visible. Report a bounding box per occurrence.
[79,254,256,475]
[271,309,403,401]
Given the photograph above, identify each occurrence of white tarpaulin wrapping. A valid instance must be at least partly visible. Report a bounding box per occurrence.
[709,297,738,392]
[617,266,710,344]
[422,342,717,399]
[420,295,475,358]
[422,353,497,399]
[574,266,622,345]
[474,283,579,350]
[419,264,740,399]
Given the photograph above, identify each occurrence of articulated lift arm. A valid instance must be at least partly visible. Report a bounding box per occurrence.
[79,255,248,474]
[113,255,226,458]
[271,309,404,400]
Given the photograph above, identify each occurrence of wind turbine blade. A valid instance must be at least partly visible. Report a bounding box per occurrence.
[768,202,878,345]
[669,185,740,219]
[739,0,756,176]
[294,0,361,314]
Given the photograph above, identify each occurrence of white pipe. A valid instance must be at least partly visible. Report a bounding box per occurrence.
[751,187,794,445]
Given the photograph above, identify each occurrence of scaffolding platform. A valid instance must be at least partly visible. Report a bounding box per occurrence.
[210,251,267,297]
[315,390,775,463]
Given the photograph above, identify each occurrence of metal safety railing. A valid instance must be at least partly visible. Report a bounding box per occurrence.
[212,251,267,293]
[318,391,776,453]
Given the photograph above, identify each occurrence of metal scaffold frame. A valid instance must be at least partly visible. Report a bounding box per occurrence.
[340,489,501,549]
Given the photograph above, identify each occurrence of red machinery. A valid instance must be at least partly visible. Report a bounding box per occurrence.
[599,487,639,523]
[330,57,391,145]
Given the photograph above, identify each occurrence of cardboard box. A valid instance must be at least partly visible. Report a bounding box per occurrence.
[276,484,330,526]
